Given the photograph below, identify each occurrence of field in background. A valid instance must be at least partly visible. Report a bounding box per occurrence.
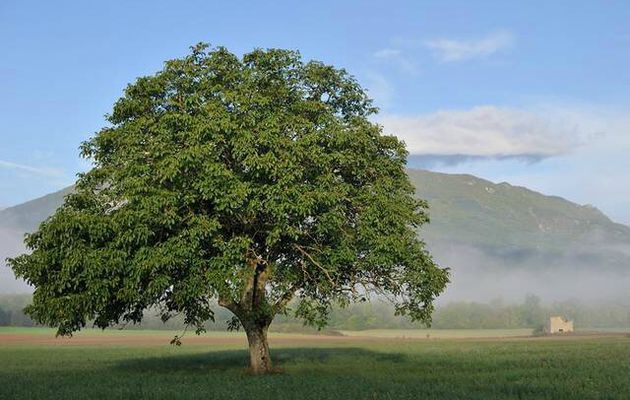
[1,328,630,399]
[0,327,535,339]
[340,328,534,338]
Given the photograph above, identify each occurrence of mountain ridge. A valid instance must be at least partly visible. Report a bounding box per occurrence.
[1,169,629,298]
[0,186,74,232]
[2,170,626,234]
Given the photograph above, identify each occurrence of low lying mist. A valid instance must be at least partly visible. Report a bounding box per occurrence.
[2,229,629,332]
[0,228,30,294]
[430,242,630,304]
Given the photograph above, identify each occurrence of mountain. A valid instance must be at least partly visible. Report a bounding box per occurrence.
[406,170,630,302]
[0,186,74,232]
[0,187,74,293]
[409,170,630,267]
[1,170,629,300]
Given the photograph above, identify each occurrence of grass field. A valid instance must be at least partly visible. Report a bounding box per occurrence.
[1,328,629,399]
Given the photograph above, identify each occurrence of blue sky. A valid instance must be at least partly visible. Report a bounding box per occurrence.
[1,0,629,223]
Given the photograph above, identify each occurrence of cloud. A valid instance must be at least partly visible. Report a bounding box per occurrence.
[373,49,401,59]
[407,154,545,169]
[363,72,395,109]
[0,159,65,178]
[425,31,514,62]
[379,106,585,161]
[372,48,419,74]
[422,103,630,225]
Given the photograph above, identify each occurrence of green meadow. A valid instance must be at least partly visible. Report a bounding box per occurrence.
[1,328,629,399]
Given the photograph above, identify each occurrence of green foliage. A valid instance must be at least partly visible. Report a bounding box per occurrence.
[7,166,630,284]
[7,44,447,337]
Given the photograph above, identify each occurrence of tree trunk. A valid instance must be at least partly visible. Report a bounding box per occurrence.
[244,323,273,374]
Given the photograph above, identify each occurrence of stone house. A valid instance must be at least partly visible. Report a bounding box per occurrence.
[545,316,574,334]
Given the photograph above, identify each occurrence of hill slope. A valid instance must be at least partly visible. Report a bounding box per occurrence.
[0,187,74,293]
[0,186,74,232]
[2,170,629,299]
[408,170,630,266]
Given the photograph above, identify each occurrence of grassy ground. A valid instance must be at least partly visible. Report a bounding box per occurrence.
[1,328,629,399]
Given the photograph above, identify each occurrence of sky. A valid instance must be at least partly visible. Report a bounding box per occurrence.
[1,0,629,224]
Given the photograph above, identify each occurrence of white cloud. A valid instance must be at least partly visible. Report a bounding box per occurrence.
[372,48,419,74]
[379,106,585,158]
[422,103,630,225]
[373,49,401,59]
[363,72,395,109]
[425,31,514,62]
[0,159,65,178]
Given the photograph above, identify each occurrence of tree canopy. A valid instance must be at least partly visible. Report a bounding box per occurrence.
[8,44,449,373]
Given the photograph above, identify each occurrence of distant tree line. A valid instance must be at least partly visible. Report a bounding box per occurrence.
[2,294,629,331]
[0,295,35,327]
[289,294,630,331]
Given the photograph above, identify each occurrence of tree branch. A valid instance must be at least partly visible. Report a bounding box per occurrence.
[293,244,335,286]
[218,295,240,315]
[272,285,298,315]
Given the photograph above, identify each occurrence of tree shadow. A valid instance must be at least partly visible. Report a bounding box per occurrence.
[115,347,408,374]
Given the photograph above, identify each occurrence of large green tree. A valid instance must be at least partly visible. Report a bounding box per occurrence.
[8,44,449,374]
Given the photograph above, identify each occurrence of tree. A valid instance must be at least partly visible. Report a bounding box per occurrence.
[8,44,449,374]
[0,306,9,326]
[520,294,545,327]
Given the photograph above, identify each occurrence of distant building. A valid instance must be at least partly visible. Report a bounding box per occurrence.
[545,316,574,334]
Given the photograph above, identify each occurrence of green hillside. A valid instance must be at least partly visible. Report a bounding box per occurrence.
[408,170,630,252]
[2,170,629,251]
[1,170,628,276]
